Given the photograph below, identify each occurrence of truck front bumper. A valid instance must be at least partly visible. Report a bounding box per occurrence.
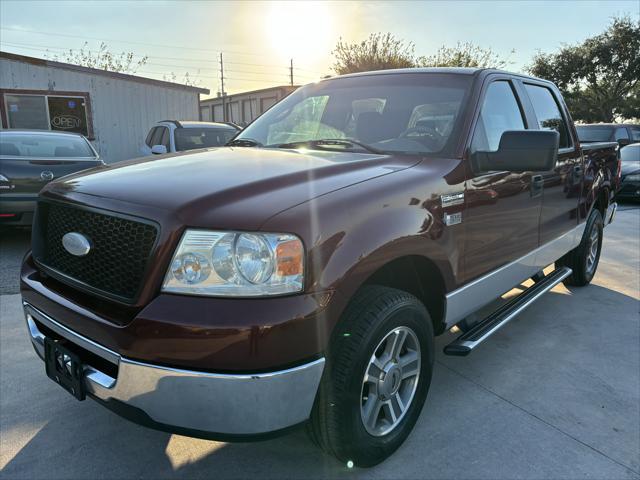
[24,302,325,438]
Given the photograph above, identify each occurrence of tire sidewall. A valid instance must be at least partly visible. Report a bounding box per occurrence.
[580,209,603,283]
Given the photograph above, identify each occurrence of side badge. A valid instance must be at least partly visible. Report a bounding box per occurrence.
[441,192,464,207]
[444,212,462,226]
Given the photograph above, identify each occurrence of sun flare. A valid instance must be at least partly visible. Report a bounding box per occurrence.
[265,1,332,60]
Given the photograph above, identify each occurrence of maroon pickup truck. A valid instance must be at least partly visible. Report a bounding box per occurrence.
[21,68,620,466]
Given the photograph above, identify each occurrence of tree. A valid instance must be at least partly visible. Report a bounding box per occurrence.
[417,42,513,69]
[49,42,148,74]
[528,16,640,122]
[332,33,416,75]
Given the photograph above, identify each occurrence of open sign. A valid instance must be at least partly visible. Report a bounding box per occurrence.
[51,115,81,130]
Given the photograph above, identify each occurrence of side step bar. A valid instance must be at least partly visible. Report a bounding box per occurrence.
[444,266,572,356]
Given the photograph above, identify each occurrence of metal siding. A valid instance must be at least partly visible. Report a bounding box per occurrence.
[1,58,200,163]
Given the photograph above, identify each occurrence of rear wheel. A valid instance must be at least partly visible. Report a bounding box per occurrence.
[557,209,603,286]
[307,286,434,467]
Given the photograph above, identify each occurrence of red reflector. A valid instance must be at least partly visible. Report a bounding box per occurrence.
[0,214,16,218]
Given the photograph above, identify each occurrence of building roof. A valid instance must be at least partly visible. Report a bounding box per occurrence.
[201,85,299,103]
[0,51,210,94]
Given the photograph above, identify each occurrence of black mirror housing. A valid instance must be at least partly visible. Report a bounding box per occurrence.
[471,130,559,173]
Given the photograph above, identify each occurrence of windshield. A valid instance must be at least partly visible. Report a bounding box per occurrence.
[235,73,473,155]
[576,126,613,142]
[175,127,237,151]
[0,132,95,158]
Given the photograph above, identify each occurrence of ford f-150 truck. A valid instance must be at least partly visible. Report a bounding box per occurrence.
[21,68,620,466]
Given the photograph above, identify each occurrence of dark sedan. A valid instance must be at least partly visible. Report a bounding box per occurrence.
[617,143,640,201]
[0,130,103,226]
[576,123,640,148]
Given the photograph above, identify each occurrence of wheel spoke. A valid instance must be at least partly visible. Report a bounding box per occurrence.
[387,329,407,362]
[399,350,420,379]
[362,396,382,430]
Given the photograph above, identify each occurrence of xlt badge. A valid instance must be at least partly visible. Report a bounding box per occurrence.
[441,192,464,207]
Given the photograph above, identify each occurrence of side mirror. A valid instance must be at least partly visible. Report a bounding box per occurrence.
[151,144,167,155]
[471,130,559,173]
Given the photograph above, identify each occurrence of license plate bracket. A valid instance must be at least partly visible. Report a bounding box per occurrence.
[44,338,86,401]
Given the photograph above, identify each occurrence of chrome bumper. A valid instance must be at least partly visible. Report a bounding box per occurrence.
[24,303,325,436]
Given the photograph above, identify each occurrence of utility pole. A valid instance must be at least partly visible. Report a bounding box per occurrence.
[220,52,227,122]
[290,58,294,86]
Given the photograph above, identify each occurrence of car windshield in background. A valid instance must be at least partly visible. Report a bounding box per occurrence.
[174,128,237,151]
[0,132,95,158]
[235,73,473,156]
[576,126,613,142]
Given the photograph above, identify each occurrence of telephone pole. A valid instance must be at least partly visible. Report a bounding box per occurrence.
[290,58,294,86]
[220,52,227,122]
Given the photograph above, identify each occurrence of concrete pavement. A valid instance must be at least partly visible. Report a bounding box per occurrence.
[1,207,638,479]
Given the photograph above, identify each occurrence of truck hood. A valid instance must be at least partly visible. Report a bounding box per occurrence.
[45,147,418,229]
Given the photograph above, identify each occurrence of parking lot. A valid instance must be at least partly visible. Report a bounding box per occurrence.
[1,204,638,480]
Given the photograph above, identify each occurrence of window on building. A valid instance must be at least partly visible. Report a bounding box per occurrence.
[2,91,92,138]
[524,84,571,149]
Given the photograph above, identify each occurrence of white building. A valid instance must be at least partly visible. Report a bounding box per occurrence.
[0,51,209,163]
[200,85,298,126]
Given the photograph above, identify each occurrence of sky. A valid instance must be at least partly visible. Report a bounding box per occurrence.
[0,0,637,98]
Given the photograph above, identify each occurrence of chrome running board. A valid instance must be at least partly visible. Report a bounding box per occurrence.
[443,266,572,356]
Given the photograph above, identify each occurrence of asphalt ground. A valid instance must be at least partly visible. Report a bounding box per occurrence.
[1,205,638,479]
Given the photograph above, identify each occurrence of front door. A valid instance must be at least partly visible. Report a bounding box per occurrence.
[462,78,543,283]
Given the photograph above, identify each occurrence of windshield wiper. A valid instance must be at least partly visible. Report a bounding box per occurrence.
[226,138,263,147]
[273,138,383,154]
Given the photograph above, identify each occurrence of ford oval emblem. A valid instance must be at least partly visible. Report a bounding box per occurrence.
[62,232,91,257]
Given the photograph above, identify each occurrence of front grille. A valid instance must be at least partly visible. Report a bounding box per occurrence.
[34,202,158,302]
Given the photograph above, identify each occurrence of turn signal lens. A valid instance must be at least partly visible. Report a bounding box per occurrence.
[276,240,304,276]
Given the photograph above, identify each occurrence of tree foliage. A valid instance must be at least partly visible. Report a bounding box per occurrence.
[417,42,513,69]
[332,34,513,75]
[332,33,416,75]
[528,16,640,122]
[49,42,148,74]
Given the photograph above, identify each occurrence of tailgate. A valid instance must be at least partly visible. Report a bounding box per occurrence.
[0,157,102,195]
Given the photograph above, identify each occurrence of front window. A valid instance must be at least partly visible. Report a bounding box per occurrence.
[0,132,95,158]
[174,128,237,151]
[235,73,473,155]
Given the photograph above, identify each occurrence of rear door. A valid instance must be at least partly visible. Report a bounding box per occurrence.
[462,77,543,281]
[520,82,581,244]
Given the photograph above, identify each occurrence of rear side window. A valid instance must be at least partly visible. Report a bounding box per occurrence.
[471,81,525,152]
[614,127,629,141]
[0,132,94,158]
[524,84,571,149]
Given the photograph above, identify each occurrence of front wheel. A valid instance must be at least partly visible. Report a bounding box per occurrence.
[307,286,434,467]
[557,209,603,286]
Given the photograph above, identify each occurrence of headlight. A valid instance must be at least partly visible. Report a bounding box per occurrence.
[0,174,9,182]
[162,230,304,296]
[625,174,640,182]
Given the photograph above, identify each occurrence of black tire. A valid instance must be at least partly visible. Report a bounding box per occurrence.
[556,208,603,286]
[307,286,434,467]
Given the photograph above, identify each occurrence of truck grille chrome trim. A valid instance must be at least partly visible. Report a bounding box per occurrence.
[23,302,325,435]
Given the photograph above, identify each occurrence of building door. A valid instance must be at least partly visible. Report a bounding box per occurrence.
[463,79,542,282]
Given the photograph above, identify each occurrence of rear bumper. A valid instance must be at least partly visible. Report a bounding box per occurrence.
[24,302,325,437]
[0,195,37,225]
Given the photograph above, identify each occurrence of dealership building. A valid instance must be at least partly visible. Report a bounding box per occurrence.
[199,85,298,126]
[0,51,209,163]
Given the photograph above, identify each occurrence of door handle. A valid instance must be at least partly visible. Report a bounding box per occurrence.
[531,174,544,198]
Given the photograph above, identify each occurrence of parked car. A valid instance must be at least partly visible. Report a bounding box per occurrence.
[617,143,640,200]
[0,130,103,226]
[21,68,619,467]
[140,120,240,156]
[576,123,640,147]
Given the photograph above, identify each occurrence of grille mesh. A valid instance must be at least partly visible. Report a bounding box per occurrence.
[37,202,158,302]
